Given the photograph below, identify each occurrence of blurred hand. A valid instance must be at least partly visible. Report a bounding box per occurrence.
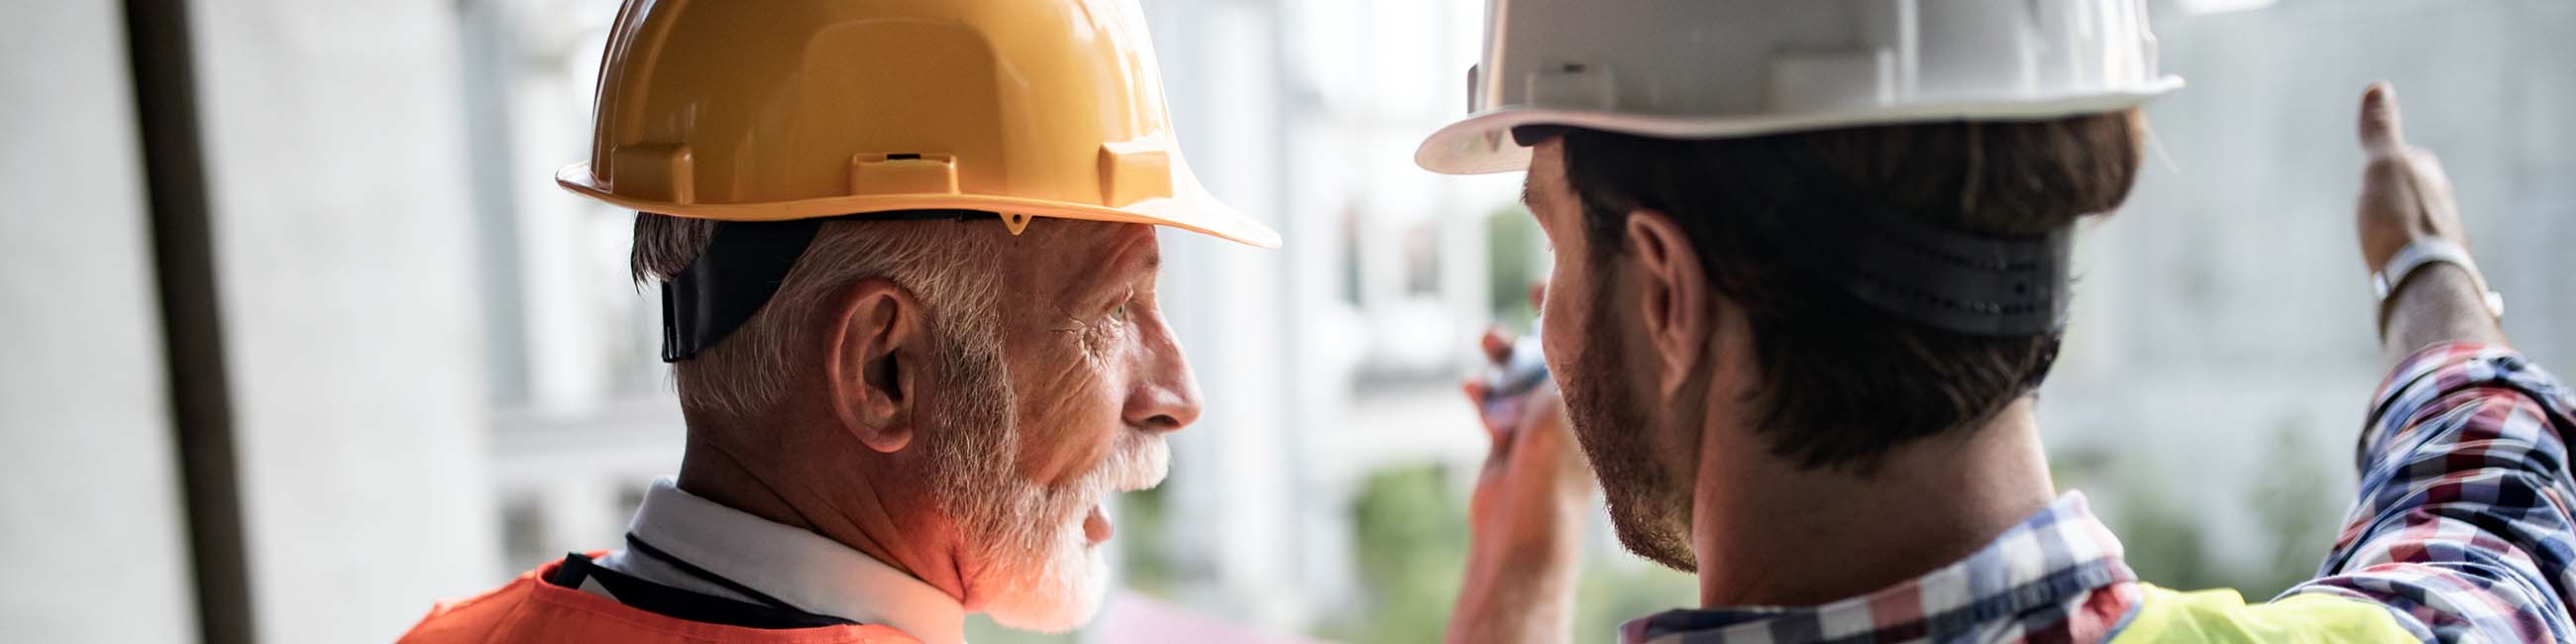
[1447,286,1593,644]
[1461,328,1595,549]
[2354,82,2470,272]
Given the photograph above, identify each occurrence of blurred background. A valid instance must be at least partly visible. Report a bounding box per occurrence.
[5,0,2574,642]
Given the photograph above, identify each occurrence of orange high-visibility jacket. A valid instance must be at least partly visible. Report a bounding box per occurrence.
[398,557,923,644]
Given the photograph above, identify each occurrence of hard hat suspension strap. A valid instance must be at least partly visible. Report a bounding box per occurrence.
[1751,141,2076,337]
[1518,124,2076,336]
[661,209,996,363]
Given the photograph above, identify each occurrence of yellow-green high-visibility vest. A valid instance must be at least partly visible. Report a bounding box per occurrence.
[2109,585,2417,643]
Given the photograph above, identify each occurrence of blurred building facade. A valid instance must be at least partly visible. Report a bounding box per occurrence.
[5,0,499,642]
[4,1,2571,643]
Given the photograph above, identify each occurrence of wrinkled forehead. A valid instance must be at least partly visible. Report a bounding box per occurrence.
[1007,221,1160,304]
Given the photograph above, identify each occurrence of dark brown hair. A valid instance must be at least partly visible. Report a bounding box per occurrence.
[1561,110,2144,471]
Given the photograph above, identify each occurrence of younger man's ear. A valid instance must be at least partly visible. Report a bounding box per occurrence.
[1622,209,1712,398]
[823,277,924,453]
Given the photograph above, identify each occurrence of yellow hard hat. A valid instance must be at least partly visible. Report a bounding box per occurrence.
[556,0,1279,249]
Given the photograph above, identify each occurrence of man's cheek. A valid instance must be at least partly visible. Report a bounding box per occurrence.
[1541,269,1578,366]
[1030,380,1126,488]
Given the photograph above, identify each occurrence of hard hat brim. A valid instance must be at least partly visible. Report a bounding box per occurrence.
[1415,78,2184,175]
[557,162,1281,249]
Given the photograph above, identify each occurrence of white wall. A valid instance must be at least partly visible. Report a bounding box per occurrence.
[184,0,500,641]
[0,1,201,642]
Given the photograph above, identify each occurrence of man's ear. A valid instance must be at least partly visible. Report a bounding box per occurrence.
[823,277,924,453]
[1622,209,1712,398]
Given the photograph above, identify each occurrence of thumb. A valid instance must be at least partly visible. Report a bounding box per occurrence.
[1479,327,1514,364]
[2358,82,2409,157]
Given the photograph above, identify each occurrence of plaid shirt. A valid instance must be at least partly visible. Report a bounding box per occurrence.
[1622,343,2576,644]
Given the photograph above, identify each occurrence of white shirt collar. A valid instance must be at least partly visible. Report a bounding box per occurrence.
[624,478,966,644]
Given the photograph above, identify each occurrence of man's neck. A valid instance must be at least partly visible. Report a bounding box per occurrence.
[672,430,971,602]
[1689,397,2057,607]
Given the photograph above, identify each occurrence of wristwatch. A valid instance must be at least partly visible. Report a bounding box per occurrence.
[2373,237,2505,326]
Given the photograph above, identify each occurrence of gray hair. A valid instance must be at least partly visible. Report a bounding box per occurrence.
[630,213,1003,416]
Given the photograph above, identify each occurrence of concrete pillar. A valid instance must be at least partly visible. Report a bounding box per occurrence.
[182,0,499,641]
[0,1,201,641]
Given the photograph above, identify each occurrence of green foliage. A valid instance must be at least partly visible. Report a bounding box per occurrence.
[1315,465,1472,644]
[2071,420,2342,600]
[1572,561,1698,641]
[963,615,1075,644]
[1119,483,1178,598]
[2242,423,2338,598]
[2108,487,2226,591]
[1316,464,1698,643]
[1486,205,1544,331]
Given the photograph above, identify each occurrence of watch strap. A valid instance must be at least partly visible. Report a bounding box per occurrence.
[2372,237,2505,322]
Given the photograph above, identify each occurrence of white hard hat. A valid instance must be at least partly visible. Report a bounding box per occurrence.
[1416,0,2186,174]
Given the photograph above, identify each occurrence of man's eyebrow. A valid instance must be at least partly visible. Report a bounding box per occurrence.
[1520,176,1536,209]
[1075,231,1153,301]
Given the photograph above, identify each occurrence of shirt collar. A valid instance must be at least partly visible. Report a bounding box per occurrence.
[1620,491,2134,644]
[626,478,967,644]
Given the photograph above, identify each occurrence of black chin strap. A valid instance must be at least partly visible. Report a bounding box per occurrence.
[659,209,992,363]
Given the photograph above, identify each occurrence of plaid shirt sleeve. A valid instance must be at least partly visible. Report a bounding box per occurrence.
[2289,343,2576,642]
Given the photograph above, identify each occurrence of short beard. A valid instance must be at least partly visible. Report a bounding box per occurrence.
[921,310,1157,632]
[1561,267,1699,573]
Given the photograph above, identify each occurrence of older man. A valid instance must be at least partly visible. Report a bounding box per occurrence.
[401,2,1276,643]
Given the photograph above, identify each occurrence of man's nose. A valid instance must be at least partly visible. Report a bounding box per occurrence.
[1124,311,1202,434]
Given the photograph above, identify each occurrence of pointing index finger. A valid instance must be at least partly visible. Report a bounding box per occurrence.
[2359,82,2408,157]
